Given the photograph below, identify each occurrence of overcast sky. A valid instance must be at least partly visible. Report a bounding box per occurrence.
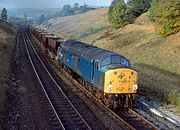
[0,0,113,9]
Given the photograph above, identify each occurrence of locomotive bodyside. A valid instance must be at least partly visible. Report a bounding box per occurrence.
[58,40,138,108]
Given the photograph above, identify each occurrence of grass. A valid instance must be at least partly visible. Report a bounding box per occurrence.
[0,20,17,128]
[40,9,180,112]
[78,27,106,40]
[0,37,15,110]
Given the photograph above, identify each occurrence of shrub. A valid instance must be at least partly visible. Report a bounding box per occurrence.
[148,0,161,21]
[108,0,132,28]
[168,89,180,109]
[149,0,180,36]
[155,0,180,36]
[128,0,152,17]
[1,8,7,21]
[108,0,152,29]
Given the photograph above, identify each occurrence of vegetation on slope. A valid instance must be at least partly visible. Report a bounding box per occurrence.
[1,8,8,21]
[41,7,180,112]
[42,8,110,39]
[108,0,152,28]
[36,3,95,25]
[149,0,180,36]
[108,0,180,36]
[0,20,17,127]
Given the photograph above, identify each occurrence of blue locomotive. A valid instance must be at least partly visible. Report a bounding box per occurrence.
[58,40,138,108]
[29,26,138,109]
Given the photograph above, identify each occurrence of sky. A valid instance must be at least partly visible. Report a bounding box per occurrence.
[0,0,113,9]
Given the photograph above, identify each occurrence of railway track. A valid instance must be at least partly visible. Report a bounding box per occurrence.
[21,27,91,130]
[116,108,159,130]
[64,69,159,130]
[49,53,160,130]
[41,47,159,130]
[26,27,159,130]
[135,97,180,130]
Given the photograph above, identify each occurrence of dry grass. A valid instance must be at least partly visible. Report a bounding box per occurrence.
[0,20,17,127]
[40,9,180,111]
[42,8,110,39]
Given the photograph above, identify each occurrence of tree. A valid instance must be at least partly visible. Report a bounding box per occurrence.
[109,0,124,13]
[1,8,7,20]
[148,0,162,21]
[73,3,80,14]
[23,14,27,20]
[61,5,73,16]
[148,0,180,36]
[63,4,71,11]
[127,0,152,17]
[58,3,92,17]
[74,3,79,9]
[153,0,180,36]
[38,14,45,24]
[108,0,131,28]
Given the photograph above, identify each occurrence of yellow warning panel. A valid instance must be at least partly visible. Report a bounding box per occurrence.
[104,68,138,94]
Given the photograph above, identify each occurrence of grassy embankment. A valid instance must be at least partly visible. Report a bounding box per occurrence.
[0,19,17,126]
[41,8,180,112]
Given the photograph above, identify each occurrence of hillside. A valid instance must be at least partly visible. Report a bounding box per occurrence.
[0,20,17,127]
[8,8,61,18]
[40,8,180,112]
[41,8,110,39]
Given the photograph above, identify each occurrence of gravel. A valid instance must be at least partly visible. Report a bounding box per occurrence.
[134,95,180,130]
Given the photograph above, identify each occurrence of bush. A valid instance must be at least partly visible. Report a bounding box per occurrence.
[108,0,132,28]
[155,0,180,36]
[108,0,152,29]
[168,89,180,105]
[1,8,7,21]
[128,0,152,17]
[148,0,161,21]
[149,0,180,36]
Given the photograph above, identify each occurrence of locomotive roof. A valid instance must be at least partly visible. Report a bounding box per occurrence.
[61,40,129,64]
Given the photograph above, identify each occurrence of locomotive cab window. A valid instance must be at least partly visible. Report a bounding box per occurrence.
[101,56,130,67]
[120,58,130,67]
[101,57,110,67]
[111,55,130,67]
[111,55,121,64]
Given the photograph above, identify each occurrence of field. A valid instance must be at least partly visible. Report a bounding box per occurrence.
[41,8,180,112]
[0,20,17,127]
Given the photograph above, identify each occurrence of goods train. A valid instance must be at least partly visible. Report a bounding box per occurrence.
[28,26,138,109]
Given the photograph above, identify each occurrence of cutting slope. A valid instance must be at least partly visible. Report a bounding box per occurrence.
[41,8,180,112]
[0,20,17,126]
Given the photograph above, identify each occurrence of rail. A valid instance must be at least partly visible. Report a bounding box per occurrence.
[22,27,91,130]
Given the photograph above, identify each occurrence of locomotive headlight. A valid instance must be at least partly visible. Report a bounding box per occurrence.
[132,84,138,90]
[107,85,113,91]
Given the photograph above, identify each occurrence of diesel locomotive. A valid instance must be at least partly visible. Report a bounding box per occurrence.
[28,26,138,109]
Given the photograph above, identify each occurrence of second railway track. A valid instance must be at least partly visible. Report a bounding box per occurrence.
[21,27,91,130]
[116,108,159,130]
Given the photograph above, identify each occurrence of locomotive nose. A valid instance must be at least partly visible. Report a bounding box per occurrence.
[104,68,138,94]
